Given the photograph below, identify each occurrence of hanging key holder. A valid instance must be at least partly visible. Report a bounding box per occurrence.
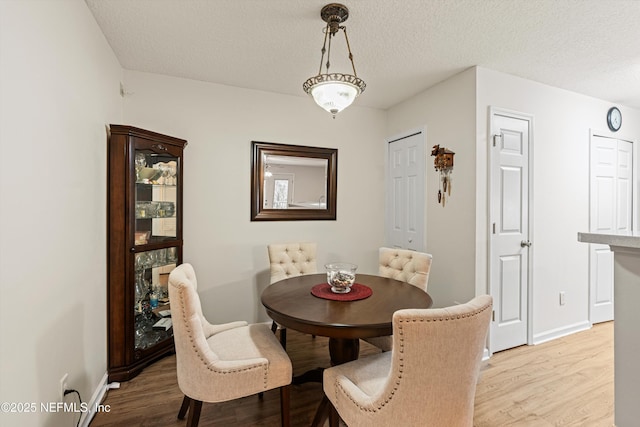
[431,145,455,206]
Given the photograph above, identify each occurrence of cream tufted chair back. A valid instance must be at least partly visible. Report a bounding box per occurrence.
[266,243,318,348]
[324,295,493,427]
[365,248,433,352]
[268,242,318,284]
[378,247,432,291]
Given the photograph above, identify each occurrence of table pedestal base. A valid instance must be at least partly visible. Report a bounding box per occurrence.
[309,337,361,427]
[329,337,360,365]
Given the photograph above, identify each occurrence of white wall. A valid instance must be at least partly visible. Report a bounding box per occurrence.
[121,70,388,324]
[476,67,640,342]
[0,1,122,426]
[387,65,640,343]
[386,68,478,307]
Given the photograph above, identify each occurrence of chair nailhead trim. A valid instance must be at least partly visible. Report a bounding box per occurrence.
[334,302,491,414]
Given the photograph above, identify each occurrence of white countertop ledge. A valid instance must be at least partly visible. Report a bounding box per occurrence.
[577,232,640,249]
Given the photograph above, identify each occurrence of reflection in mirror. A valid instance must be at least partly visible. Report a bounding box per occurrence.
[251,141,337,221]
[262,155,328,209]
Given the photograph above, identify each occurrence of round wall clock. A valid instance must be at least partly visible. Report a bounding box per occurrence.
[607,107,622,132]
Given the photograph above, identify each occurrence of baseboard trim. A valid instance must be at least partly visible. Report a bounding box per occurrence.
[482,347,490,360]
[79,372,108,427]
[532,320,591,345]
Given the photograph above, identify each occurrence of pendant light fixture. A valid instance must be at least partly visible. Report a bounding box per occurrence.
[303,3,366,118]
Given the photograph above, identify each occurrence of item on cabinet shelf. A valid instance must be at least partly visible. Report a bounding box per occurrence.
[134,231,150,245]
[152,318,172,331]
[135,253,145,271]
[145,202,158,218]
[149,288,159,309]
[135,203,147,219]
[156,249,167,265]
[135,152,147,178]
[167,247,177,263]
[134,273,148,314]
[136,201,175,219]
[137,167,163,183]
[145,251,157,268]
[431,144,455,207]
[161,201,175,217]
[158,310,171,318]
[152,161,178,185]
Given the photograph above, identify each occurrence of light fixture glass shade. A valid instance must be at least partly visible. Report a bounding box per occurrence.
[304,73,365,117]
[310,80,360,116]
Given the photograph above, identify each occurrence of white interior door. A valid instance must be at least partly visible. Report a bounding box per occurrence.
[589,135,633,323]
[385,131,425,251]
[489,109,532,353]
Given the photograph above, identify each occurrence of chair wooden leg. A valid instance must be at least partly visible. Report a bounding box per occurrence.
[280,327,287,350]
[311,395,331,427]
[328,400,339,427]
[186,399,202,427]
[280,384,291,427]
[177,395,191,420]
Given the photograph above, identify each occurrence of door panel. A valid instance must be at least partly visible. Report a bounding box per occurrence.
[617,142,632,232]
[500,254,523,322]
[386,132,425,251]
[490,111,530,353]
[594,248,613,304]
[501,166,523,232]
[589,136,633,323]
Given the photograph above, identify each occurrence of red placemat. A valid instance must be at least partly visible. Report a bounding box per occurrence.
[311,283,372,301]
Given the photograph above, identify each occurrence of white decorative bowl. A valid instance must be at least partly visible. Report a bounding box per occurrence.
[138,167,162,182]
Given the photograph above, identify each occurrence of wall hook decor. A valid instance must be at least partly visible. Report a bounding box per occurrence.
[431,145,455,207]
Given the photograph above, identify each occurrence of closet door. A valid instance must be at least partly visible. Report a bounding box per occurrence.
[589,136,633,323]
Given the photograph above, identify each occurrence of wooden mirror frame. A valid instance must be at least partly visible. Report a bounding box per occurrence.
[251,141,337,221]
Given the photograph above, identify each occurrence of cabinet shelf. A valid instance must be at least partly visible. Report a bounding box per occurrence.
[108,125,187,382]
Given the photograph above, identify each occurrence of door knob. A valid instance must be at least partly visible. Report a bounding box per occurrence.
[520,240,532,247]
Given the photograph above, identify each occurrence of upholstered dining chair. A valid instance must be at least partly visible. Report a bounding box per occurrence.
[378,247,432,291]
[364,247,433,351]
[168,263,292,427]
[267,242,317,348]
[324,295,493,427]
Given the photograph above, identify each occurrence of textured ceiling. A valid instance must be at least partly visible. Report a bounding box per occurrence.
[85,0,640,110]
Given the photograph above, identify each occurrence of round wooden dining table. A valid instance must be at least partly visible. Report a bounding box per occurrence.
[261,273,433,365]
[262,273,433,426]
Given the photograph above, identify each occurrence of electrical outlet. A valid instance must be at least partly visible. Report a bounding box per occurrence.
[559,291,566,306]
[59,373,68,400]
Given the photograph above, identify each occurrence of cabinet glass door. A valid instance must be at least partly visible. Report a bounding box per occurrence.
[133,248,178,351]
[134,149,179,246]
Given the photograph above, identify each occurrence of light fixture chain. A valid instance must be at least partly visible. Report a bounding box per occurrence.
[326,27,333,72]
[342,27,358,77]
[318,23,330,75]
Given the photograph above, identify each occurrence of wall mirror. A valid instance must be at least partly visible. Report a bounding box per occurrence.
[251,141,337,221]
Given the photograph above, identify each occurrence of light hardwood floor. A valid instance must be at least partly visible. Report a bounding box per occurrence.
[91,322,613,427]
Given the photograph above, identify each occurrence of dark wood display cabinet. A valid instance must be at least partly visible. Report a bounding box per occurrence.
[107,125,187,381]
